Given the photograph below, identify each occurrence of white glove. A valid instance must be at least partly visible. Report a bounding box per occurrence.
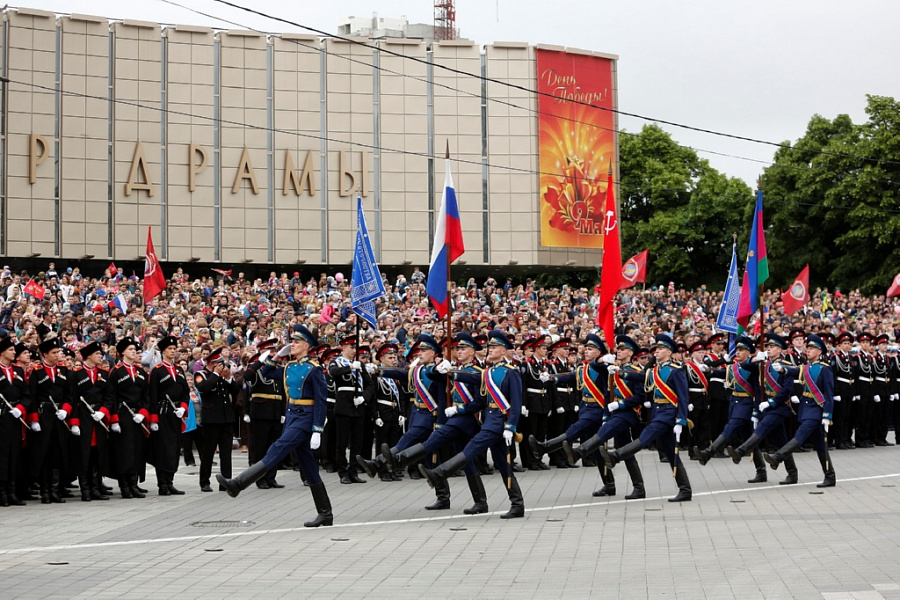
[751,416,758,429]
[790,395,800,404]
[133,413,145,424]
[893,394,899,401]
[833,395,841,402]
[607,401,621,412]
[573,404,579,412]
[30,422,41,432]
[409,358,420,368]
[874,395,881,403]
[399,415,407,427]
[539,372,550,382]
[375,417,385,427]
[503,429,514,446]
[435,359,451,374]
[71,425,81,436]
[853,395,860,401]
[698,364,710,372]
[310,432,321,450]
[10,407,22,419]
[351,361,362,371]
[444,406,458,418]
[643,401,651,409]
[521,405,529,417]
[56,409,67,421]
[772,363,784,373]
[673,424,683,443]
[91,411,104,422]
[276,344,291,357]
[150,423,159,432]
[821,418,830,432]
[601,354,616,365]
[556,406,565,414]
[366,363,377,374]
[174,407,186,419]
[353,396,365,407]
[688,403,694,412]
[243,414,251,423]
[752,351,766,363]
[607,365,621,373]
[280,415,285,424]
[111,423,121,433]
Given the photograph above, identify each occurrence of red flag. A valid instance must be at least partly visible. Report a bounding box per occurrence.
[143,227,166,302]
[212,268,233,277]
[620,249,648,290]
[108,262,118,276]
[23,278,45,300]
[888,272,900,298]
[781,264,810,316]
[595,168,622,345]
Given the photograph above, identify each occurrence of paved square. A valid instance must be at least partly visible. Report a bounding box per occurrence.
[2,445,900,599]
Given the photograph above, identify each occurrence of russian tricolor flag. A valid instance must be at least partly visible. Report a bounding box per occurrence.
[426,158,465,318]
[112,293,128,314]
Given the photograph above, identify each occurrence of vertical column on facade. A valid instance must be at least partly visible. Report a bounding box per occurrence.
[213,34,221,261]
[426,48,434,247]
[480,51,489,263]
[318,43,327,264]
[53,19,61,256]
[371,45,381,259]
[107,25,114,257]
[159,29,168,258]
[0,15,8,255]
[265,39,274,263]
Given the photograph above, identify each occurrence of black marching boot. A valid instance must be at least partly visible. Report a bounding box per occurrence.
[129,475,146,499]
[780,454,799,485]
[500,477,525,519]
[623,458,646,500]
[528,434,567,461]
[425,478,451,510]
[119,478,134,499]
[763,438,800,470]
[592,464,616,497]
[816,448,836,488]
[747,448,768,483]
[564,434,602,465]
[6,482,25,506]
[669,464,692,502]
[463,474,489,514]
[79,476,92,502]
[694,435,726,467]
[304,482,333,527]
[726,433,760,465]
[419,453,467,490]
[598,439,642,470]
[217,461,268,498]
[386,443,428,472]
[356,454,385,479]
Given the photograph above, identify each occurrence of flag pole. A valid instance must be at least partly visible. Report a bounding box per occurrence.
[444,141,454,407]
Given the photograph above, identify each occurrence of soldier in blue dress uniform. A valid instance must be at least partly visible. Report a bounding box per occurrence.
[420,330,526,519]
[724,334,799,485]
[598,334,692,502]
[695,336,768,483]
[217,325,333,527]
[763,334,836,488]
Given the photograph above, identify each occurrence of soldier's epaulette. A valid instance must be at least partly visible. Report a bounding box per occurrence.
[670,360,684,368]
[154,363,166,369]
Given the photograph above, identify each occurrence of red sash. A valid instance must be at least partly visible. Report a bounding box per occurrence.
[651,367,678,406]
[580,365,606,408]
[686,362,708,390]
[803,364,826,408]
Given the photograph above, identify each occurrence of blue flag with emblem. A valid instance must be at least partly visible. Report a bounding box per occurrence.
[716,242,741,334]
[351,197,387,328]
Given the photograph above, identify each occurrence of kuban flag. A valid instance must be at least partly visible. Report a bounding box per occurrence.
[143,226,166,303]
[736,188,769,330]
[888,273,900,298]
[620,249,648,290]
[781,264,810,316]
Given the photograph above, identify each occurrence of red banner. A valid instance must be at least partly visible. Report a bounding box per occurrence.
[781,264,809,316]
[620,249,648,289]
[537,49,616,248]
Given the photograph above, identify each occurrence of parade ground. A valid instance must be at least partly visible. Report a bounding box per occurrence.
[2,447,900,600]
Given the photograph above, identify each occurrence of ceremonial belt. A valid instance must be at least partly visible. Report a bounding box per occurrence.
[688,388,705,393]
[288,398,314,406]
[413,401,433,411]
[557,387,573,393]
[376,399,395,407]
[836,377,852,384]
[487,402,500,409]
[858,377,873,382]
[875,377,889,382]
[709,377,725,383]
[526,388,546,394]
[731,391,752,397]
[251,393,281,400]
[337,386,356,392]
[326,397,336,404]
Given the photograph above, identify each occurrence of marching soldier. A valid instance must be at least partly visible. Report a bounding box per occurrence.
[873,334,893,446]
[29,337,71,504]
[520,336,552,470]
[421,330,525,519]
[370,343,403,482]
[564,335,648,500]
[148,335,190,496]
[68,342,112,501]
[599,334,693,503]
[106,337,149,499]
[218,325,333,528]
[725,334,800,485]
[242,339,286,489]
[0,337,30,506]
[195,347,239,492]
[764,334,836,488]
[831,332,856,449]
[329,336,369,485]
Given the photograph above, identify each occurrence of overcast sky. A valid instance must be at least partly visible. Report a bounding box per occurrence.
[15,0,900,187]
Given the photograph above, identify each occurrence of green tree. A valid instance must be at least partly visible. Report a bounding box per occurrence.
[619,125,752,289]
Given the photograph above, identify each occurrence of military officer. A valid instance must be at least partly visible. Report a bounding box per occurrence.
[29,337,71,504]
[242,339,286,489]
[704,333,731,444]
[830,332,856,449]
[106,336,150,499]
[547,338,577,468]
[68,341,112,501]
[873,334,893,446]
[329,336,369,484]
[685,341,711,454]
[370,343,403,482]
[520,335,552,470]
[0,337,30,506]
[854,333,876,448]
[148,335,190,496]
[195,347,240,492]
